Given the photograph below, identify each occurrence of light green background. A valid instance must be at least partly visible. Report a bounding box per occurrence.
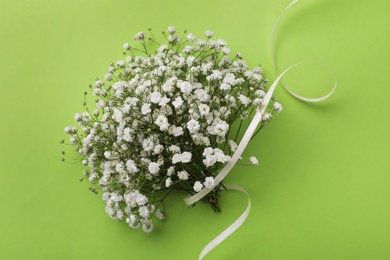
[1,0,389,259]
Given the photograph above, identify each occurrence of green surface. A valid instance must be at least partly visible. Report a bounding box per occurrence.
[1,0,390,259]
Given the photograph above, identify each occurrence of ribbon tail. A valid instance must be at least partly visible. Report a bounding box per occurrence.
[271,0,337,102]
[199,184,251,260]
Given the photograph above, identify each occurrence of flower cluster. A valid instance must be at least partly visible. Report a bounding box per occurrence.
[63,26,282,232]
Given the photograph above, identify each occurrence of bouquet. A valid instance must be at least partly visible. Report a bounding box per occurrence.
[62,26,283,233]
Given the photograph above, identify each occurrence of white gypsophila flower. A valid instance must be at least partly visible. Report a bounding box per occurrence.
[252,98,263,106]
[228,140,237,152]
[141,220,153,233]
[203,176,215,189]
[139,206,150,218]
[249,156,259,165]
[262,113,272,121]
[198,104,210,116]
[167,26,176,34]
[169,125,184,137]
[142,137,155,151]
[193,181,203,192]
[126,159,139,173]
[220,83,231,91]
[123,43,131,50]
[167,166,175,176]
[155,115,169,131]
[141,103,152,115]
[214,120,229,136]
[222,47,230,55]
[134,32,144,41]
[148,162,160,174]
[205,30,214,38]
[150,91,162,104]
[172,152,192,164]
[187,119,200,134]
[194,89,209,102]
[178,81,193,94]
[273,102,283,112]
[153,144,164,154]
[172,96,184,108]
[168,145,181,153]
[177,170,189,181]
[165,177,172,187]
[156,208,165,220]
[238,94,251,106]
[255,89,266,97]
[123,128,133,142]
[187,33,196,42]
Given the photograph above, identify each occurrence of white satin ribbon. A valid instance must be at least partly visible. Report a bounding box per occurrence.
[198,184,251,260]
[271,0,337,102]
[185,0,337,259]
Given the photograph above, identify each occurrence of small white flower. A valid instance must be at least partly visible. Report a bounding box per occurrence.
[159,96,170,106]
[220,83,231,91]
[167,26,176,34]
[74,113,82,121]
[169,125,184,136]
[262,113,272,121]
[249,156,259,165]
[134,32,144,41]
[96,99,107,109]
[167,166,175,176]
[178,81,193,94]
[228,140,237,152]
[273,102,283,112]
[123,128,133,142]
[172,152,192,164]
[187,33,196,42]
[168,145,181,153]
[203,147,214,156]
[141,221,153,233]
[142,137,155,151]
[252,98,263,106]
[156,209,165,220]
[255,89,266,97]
[172,96,184,108]
[138,206,149,218]
[148,162,160,174]
[64,126,72,134]
[150,91,162,104]
[194,89,209,102]
[153,144,164,154]
[193,181,203,192]
[155,115,169,131]
[198,104,210,116]
[217,39,227,47]
[126,159,139,173]
[203,176,215,189]
[205,30,214,38]
[187,119,200,134]
[177,170,189,180]
[238,94,251,106]
[165,177,172,187]
[221,47,230,55]
[135,193,148,206]
[141,103,152,115]
[123,43,131,50]
[214,120,229,136]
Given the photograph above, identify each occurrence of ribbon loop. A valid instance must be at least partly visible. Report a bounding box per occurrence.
[271,0,337,102]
